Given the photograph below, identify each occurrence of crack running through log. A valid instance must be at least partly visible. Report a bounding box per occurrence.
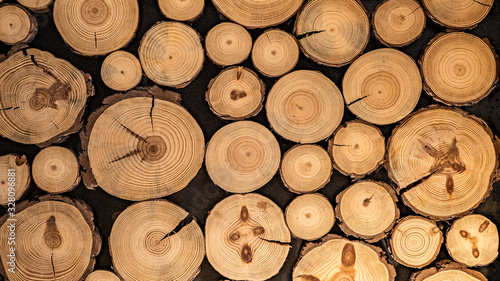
[296,30,326,40]
[347,95,370,106]
[159,215,195,242]
[258,236,291,246]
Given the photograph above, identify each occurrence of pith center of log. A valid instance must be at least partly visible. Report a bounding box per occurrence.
[227,206,266,264]
[138,135,167,162]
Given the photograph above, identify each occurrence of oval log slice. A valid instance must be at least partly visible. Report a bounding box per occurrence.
[17,0,53,12]
[422,0,494,29]
[101,50,142,92]
[252,29,299,77]
[205,22,252,66]
[0,154,30,205]
[410,260,487,281]
[158,0,204,21]
[0,4,37,45]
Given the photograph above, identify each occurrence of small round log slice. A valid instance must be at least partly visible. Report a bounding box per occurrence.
[422,0,493,29]
[0,48,93,146]
[335,180,399,242]
[387,106,497,220]
[205,22,252,67]
[293,235,396,281]
[343,48,421,125]
[211,0,303,29]
[110,200,204,281]
[0,195,101,281]
[285,193,334,241]
[389,216,443,268]
[446,214,498,266]
[0,154,30,205]
[53,0,139,56]
[0,4,37,45]
[85,270,120,281]
[328,120,385,179]
[17,0,53,12]
[410,260,487,281]
[294,0,370,67]
[206,193,291,280]
[158,0,204,21]
[373,0,426,47]
[420,32,498,106]
[139,21,204,88]
[101,50,142,92]
[266,70,344,143]
[280,144,332,194]
[205,121,280,193]
[251,29,299,77]
[205,66,265,120]
[32,146,80,194]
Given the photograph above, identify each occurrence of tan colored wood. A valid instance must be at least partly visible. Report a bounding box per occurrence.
[280,144,332,194]
[17,0,52,12]
[101,50,142,92]
[410,260,487,281]
[387,106,497,220]
[0,4,37,45]
[0,154,30,205]
[85,270,120,281]
[252,29,299,77]
[206,193,290,280]
[343,48,421,125]
[205,121,280,193]
[158,0,204,21]
[205,22,252,66]
[205,66,265,120]
[53,0,139,56]
[294,0,370,67]
[266,70,344,143]
[420,32,498,106]
[422,0,493,29]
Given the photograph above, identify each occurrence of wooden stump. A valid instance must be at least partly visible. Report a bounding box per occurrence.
[293,235,396,281]
[285,193,334,241]
[280,144,332,194]
[0,195,101,281]
[81,88,204,201]
[410,260,487,281]
[211,0,303,29]
[85,270,120,281]
[389,216,443,268]
[53,0,139,56]
[372,0,426,47]
[205,22,252,67]
[0,4,37,45]
[294,0,370,67]
[205,66,265,120]
[205,121,280,193]
[335,181,399,242]
[32,146,80,194]
[343,48,421,125]
[422,0,494,29]
[101,50,142,92]
[110,200,204,281]
[328,120,385,179]
[446,214,498,266]
[420,32,498,106]
[17,0,53,12]
[158,0,204,21]
[251,29,299,77]
[387,106,497,220]
[206,193,291,280]
[0,48,93,146]
[266,70,344,143]
[0,154,30,205]
[139,21,204,88]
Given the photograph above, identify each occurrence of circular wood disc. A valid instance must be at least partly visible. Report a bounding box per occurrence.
[293,236,396,281]
[0,48,92,146]
[266,70,344,143]
[390,216,443,268]
[211,0,303,29]
[139,21,204,88]
[0,195,101,281]
[446,214,498,266]
[158,0,204,21]
[420,32,498,106]
[285,193,334,241]
[422,0,493,29]
[205,66,265,120]
[387,106,497,220]
[0,4,37,45]
[33,146,80,194]
[17,0,53,12]
[294,0,370,67]
[53,0,139,56]
[373,0,426,47]
[252,29,299,77]
[87,95,205,201]
[85,270,120,281]
[205,121,280,193]
[410,260,487,281]
[335,181,399,242]
[280,144,332,194]
[205,22,252,67]
[101,50,142,92]
[206,193,291,280]
[0,154,30,205]
[343,48,422,125]
[329,120,385,179]
[110,200,204,281]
